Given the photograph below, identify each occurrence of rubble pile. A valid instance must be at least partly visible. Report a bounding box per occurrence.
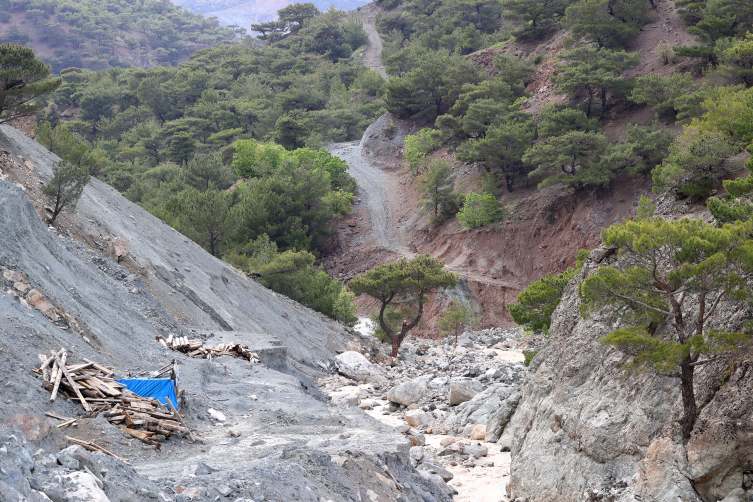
[0,420,170,502]
[320,327,540,496]
[322,327,531,420]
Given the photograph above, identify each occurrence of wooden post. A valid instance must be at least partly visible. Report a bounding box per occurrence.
[165,396,195,442]
[54,351,92,412]
[50,353,66,402]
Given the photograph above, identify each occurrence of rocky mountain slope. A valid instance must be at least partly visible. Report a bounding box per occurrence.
[0,124,456,501]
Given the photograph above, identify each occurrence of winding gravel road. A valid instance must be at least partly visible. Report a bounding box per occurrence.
[332,141,415,258]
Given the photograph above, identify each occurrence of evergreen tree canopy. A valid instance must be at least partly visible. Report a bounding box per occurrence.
[524,130,610,190]
[349,255,458,356]
[0,43,60,125]
[581,216,753,440]
[551,46,638,117]
[417,159,458,224]
[508,250,588,334]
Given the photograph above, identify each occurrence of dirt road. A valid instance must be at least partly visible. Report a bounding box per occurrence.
[332,141,415,257]
[331,141,521,293]
[354,2,388,79]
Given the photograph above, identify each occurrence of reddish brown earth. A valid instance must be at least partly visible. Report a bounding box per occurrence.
[327,118,652,335]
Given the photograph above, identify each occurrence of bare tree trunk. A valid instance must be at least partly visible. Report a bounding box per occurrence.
[679,356,696,442]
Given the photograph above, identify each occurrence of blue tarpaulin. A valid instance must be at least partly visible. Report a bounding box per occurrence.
[116,379,178,408]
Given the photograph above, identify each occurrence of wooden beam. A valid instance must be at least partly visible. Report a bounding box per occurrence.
[165,396,195,442]
[55,352,92,412]
[50,355,65,403]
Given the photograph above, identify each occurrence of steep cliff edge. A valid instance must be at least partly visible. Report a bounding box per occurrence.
[506,247,753,502]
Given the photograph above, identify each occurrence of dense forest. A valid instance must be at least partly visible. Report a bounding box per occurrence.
[22,0,753,323]
[31,4,380,324]
[0,0,239,72]
[377,0,753,226]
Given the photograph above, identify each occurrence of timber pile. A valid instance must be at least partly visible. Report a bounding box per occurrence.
[156,334,260,363]
[35,348,193,450]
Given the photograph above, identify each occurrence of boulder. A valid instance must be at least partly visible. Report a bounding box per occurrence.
[448,377,484,405]
[3,269,26,282]
[59,471,110,502]
[417,462,453,482]
[470,424,486,441]
[386,374,433,406]
[404,409,433,428]
[427,376,449,389]
[334,395,360,408]
[25,289,58,321]
[409,446,425,465]
[486,391,521,443]
[335,351,385,383]
[462,443,488,458]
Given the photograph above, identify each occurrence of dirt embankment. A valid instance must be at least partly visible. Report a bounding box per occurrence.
[329,111,653,333]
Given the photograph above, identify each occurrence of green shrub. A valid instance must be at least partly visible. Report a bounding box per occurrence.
[457,190,502,229]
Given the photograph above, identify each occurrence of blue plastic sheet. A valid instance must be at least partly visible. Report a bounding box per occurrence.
[116,379,178,408]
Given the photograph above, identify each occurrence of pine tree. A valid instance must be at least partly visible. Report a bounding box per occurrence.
[417,159,457,223]
[523,130,609,190]
[508,250,588,334]
[182,152,234,191]
[42,161,90,224]
[581,216,753,441]
[551,46,638,117]
[0,43,61,124]
[349,255,458,356]
[177,188,240,256]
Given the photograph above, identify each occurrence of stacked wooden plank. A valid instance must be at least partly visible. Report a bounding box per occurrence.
[156,335,260,363]
[36,349,121,413]
[35,348,193,449]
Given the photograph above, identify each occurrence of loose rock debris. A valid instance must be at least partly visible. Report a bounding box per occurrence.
[35,348,193,453]
[156,333,260,362]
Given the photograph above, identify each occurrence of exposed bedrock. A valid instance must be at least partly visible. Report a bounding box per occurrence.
[507,249,753,502]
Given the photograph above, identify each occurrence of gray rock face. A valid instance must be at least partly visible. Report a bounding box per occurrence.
[507,250,753,502]
[0,124,353,380]
[448,377,484,406]
[386,374,433,406]
[335,351,385,383]
[442,383,518,438]
[0,127,455,502]
[486,391,521,443]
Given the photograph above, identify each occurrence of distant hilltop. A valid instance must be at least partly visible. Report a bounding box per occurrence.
[170,0,373,31]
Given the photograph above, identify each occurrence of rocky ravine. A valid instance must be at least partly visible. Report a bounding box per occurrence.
[507,247,753,502]
[322,327,538,502]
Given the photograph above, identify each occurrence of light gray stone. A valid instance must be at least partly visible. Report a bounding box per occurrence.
[404,409,432,427]
[334,351,385,383]
[386,374,433,406]
[448,377,484,406]
[462,443,488,458]
[417,462,453,482]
